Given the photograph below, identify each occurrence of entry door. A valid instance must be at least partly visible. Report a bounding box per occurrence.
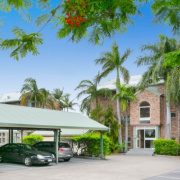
[136,130,141,148]
[136,129,145,148]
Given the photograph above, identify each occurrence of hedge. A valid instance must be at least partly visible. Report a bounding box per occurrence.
[71,133,110,157]
[153,139,180,156]
[23,135,44,145]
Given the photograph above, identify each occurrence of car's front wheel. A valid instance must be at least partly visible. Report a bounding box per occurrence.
[24,157,32,166]
[0,155,3,163]
[64,158,70,162]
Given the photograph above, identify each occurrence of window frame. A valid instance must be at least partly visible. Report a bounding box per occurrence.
[139,102,150,122]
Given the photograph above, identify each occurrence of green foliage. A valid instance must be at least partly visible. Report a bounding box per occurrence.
[0,27,43,60]
[72,132,110,157]
[163,50,180,68]
[153,139,180,156]
[90,104,120,153]
[23,134,44,145]
[112,82,136,111]
[151,0,180,35]
[35,13,50,27]
[75,73,112,114]
[56,0,143,44]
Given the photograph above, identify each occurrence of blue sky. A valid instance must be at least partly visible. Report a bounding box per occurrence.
[0,2,173,112]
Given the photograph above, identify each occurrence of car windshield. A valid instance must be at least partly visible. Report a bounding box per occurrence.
[24,144,37,151]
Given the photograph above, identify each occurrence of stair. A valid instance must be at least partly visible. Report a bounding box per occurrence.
[126,148,155,156]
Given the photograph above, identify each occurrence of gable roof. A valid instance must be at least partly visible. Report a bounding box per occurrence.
[0,104,108,131]
[135,86,162,96]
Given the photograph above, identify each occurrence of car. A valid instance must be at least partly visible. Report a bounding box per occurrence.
[0,143,54,166]
[33,141,73,162]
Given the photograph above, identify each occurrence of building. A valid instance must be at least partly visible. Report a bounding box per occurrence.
[92,74,179,150]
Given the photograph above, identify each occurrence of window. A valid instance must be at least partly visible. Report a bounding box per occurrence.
[0,132,7,145]
[171,112,176,118]
[123,115,130,125]
[139,101,150,123]
[128,137,131,147]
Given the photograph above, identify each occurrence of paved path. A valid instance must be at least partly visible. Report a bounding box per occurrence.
[0,155,180,180]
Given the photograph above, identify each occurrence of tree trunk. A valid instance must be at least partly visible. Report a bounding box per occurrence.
[125,108,128,152]
[116,77,122,145]
[165,90,171,139]
[178,104,180,143]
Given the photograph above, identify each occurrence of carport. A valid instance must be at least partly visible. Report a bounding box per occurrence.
[0,104,108,164]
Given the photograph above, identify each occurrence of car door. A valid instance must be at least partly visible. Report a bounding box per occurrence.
[8,144,22,162]
[0,144,11,161]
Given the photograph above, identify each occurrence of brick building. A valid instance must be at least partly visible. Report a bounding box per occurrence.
[91,75,180,150]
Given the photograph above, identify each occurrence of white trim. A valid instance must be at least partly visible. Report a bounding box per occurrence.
[139,105,150,122]
[136,126,156,149]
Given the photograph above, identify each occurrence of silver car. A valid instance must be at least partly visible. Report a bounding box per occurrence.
[33,141,73,161]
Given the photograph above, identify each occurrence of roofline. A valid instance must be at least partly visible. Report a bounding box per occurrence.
[0,123,109,131]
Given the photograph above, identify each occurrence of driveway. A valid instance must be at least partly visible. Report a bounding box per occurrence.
[0,155,180,180]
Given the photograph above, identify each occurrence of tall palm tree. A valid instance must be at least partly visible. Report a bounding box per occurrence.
[21,78,54,109]
[113,83,136,152]
[39,88,55,109]
[136,34,180,139]
[75,73,112,115]
[95,41,132,144]
[51,88,65,110]
[61,93,77,112]
[21,78,42,107]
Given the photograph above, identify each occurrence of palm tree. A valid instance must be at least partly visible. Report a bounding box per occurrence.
[21,78,54,109]
[21,78,42,107]
[51,88,65,110]
[39,88,55,109]
[95,41,132,144]
[113,83,136,152]
[61,93,77,112]
[136,34,180,139]
[75,73,112,115]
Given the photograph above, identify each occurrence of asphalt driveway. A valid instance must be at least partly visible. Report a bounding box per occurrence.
[0,155,180,180]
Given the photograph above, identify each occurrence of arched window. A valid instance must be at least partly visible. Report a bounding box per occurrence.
[139,101,150,123]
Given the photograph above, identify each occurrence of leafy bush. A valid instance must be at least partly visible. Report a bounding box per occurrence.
[153,139,180,156]
[23,135,44,145]
[71,133,109,157]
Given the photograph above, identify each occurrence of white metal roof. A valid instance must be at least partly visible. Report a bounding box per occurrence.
[97,74,164,90]
[0,92,21,103]
[0,104,108,131]
[97,75,142,90]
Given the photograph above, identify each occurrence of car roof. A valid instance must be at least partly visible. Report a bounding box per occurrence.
[36,141,68,143]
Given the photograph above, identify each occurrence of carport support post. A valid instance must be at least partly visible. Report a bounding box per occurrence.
[55,130,59,164]
[58,129,61,142]
[100,131,104,160]
[21,130,23,143]
[9,129,11,143]
[11,129,13,143]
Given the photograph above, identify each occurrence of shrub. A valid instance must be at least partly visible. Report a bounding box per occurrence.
[153,139,180,156]
[23,134,44,145]
[71,132,109,157]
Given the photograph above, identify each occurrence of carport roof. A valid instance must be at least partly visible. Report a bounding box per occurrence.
[0,104,108,131]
